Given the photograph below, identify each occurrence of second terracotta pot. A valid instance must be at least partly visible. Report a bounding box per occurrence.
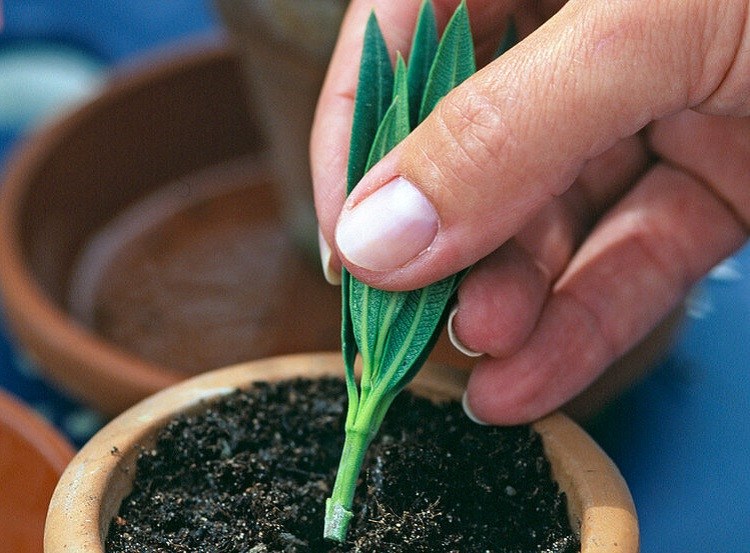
[0,389,74,553]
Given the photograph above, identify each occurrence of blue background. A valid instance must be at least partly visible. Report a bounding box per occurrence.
[1,2,748,551]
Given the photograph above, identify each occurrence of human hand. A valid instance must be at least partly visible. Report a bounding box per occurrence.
[311,0,750,424]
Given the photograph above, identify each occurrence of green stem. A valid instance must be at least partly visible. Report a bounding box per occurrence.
[324,390,397,542]
[324,424,370,542]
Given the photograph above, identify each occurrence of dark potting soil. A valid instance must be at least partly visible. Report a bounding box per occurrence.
[106,378,580,553]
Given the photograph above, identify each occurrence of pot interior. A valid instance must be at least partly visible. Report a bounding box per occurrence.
[19,48,261,305]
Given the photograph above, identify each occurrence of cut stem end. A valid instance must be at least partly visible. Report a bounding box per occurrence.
[324,498,354,543]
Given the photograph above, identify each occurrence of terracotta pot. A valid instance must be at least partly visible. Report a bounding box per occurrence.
[45,352,639,552]
[0,389,75,553]
[0,44,467,418]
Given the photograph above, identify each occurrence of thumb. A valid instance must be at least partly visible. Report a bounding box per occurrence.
[333,0,746,291]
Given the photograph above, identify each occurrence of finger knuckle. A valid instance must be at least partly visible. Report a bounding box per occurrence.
[427,85,516,196]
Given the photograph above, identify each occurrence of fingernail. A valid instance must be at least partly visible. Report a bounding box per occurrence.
[318,227,341,285]
[462,391,489,425]
[448,306,483,357]
[335,177,438,271]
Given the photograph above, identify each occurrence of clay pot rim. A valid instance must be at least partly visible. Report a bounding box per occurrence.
[45,351,639,552]
[0,388,75,476]
[0,43,235,400]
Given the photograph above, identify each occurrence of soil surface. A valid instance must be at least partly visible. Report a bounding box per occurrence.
[106,378,579,552]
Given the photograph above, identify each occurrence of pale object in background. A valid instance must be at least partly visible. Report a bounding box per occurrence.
[213,0,348,258]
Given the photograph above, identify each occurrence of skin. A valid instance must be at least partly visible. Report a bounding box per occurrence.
[311,0,750,425]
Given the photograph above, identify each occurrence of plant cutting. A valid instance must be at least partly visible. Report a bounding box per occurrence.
[325,1,484,541]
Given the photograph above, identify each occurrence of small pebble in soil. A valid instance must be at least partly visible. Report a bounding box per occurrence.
[106,378,580,553]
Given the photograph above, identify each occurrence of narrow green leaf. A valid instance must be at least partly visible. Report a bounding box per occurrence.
[377,275,458,393]
[365,53,410,171]
[392,52,409,104]
[352,54,410,384]
[342,12,395,387]
[343,34,410,391]
[370,291,408,378]
[350,283,407,385]
[347,11,394,193]
[419,0,476,122]
[340,269,357,387]
[348,276,374,378]
[361,101,404,174]
[407,0,438,129]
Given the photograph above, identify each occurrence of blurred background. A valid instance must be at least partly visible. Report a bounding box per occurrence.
[0,0,221,444]
[0,1,748,552]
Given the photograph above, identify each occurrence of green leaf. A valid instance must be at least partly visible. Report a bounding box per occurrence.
[351,54,410,385]
[350,284,407,385]
[340,270,358,407]
[347,11,394,193]
[376,274,460,395]
[364,54,410,171]
[342,11,395,389]
[407,0,438,129]
[419,0,476,122]
[392,52,410,105]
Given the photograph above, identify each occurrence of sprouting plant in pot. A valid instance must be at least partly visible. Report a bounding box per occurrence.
[324,1,516,542]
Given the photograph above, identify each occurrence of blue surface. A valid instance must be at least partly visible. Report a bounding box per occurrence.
[588,245,750,551]
[0,0,218,62]
[1,2,749,550]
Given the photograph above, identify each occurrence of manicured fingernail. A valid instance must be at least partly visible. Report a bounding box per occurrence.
[318,227,341,285]
[448,306,483,357]
[335,177,438,271]
[462,391,489,425]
